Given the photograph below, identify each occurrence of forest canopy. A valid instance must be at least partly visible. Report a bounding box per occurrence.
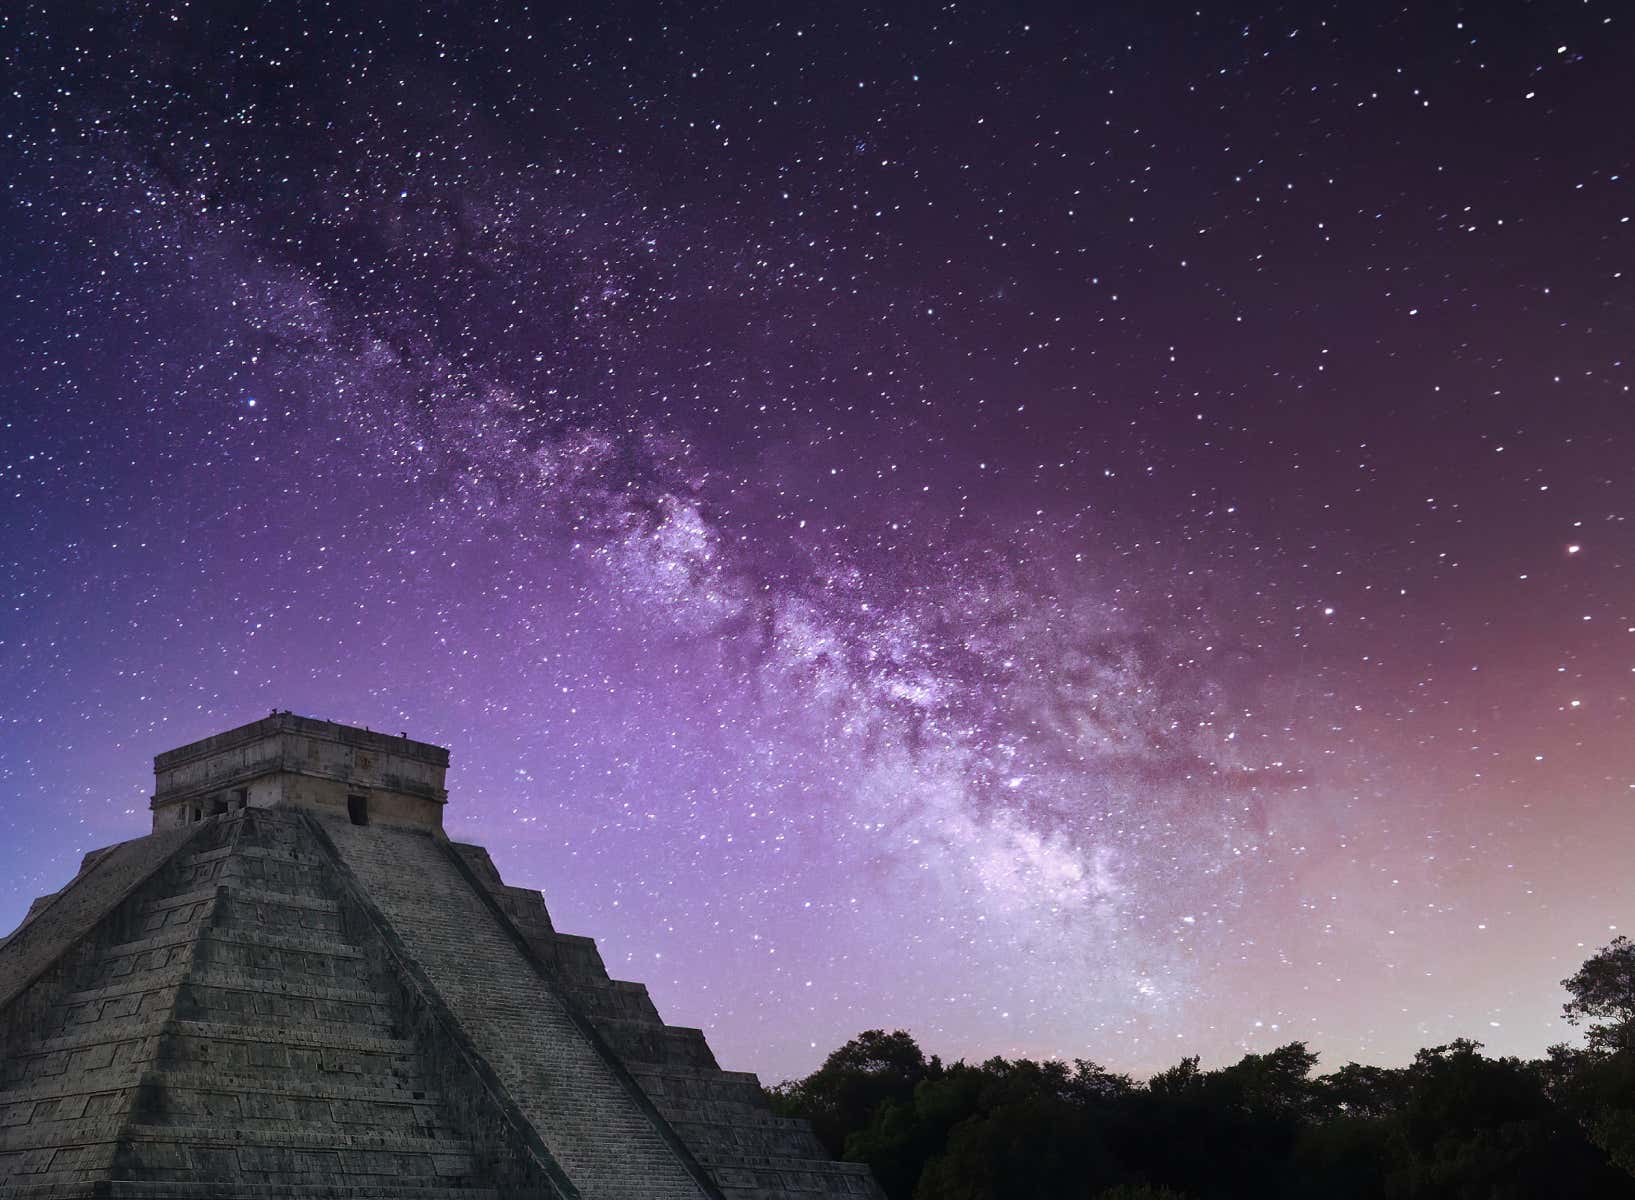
[769,937,1635,1199]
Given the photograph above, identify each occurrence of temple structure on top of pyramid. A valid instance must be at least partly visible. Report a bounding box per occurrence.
[0,712,881,1199]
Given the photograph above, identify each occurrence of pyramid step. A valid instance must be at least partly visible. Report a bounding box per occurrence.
[169,1007,405,1052]
[220,843,334,869]
[167,1019,416,1057]
[197,926,363,959]
[0,1116,125,1154]
[165,843,328,895]
[556,978,662,1024]
[0,1093,132,1146]
[590,1016,718,1069]
[136,887,220,917]
[210,888,347,942]
[163,856,229,895]
[233,842,327,864]
[669,1116,831,1159]
[132,1096,444,1139]
[140,1061,434,1098]
[528,932,613,986]
[138,883,343,919]
[669,1112,825,1137]
[187,946,371,991]
[0,1029,159,1093]
[119,1125,493,1187]
[182,842,324,871]
[123,890,217,942]
[649,1096,779,1130]
[0,1141,119,1191]
[0,1071,143,1110]
[217,862,341,899]
[176,845,233,866]
[23,970,182,1043]
[5,1017,167,1056]
[72,934,195,996]
[697,1149,878,1173]
[183,967,394,1016]
[161,1021,424,1088]
[174,1000,401,1040]
[142,1069,442,1107]
[626,1062,763,1088]
[2,1186,507,1200]
[127,1119,459,1148]
[104,925,208,961]
[215,885,341,915]
[60,965,191,1007]
[625,1061,771,1112]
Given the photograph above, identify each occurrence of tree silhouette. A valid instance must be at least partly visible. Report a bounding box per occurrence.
[1563,935,1635,1053]
[768,1028,937,1158]
[767,939,1635,1199]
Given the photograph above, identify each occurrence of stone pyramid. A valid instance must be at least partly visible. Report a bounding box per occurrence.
[0,713,881,1199]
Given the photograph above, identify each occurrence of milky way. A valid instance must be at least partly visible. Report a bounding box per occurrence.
[2,3,1632,1080]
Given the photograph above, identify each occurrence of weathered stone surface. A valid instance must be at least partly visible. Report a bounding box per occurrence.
[1,716,882,1200]
[151,713,450,833]
[317,819,713,1199]
[2,808,564,1199]
[0,826,204,1016]
[452,847,880,1199]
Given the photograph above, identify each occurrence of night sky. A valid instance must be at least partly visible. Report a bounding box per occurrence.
[2,2,1632,1084]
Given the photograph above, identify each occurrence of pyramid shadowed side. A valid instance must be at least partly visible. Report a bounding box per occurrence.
[0,807,571,1199]
[1,820,223,1193]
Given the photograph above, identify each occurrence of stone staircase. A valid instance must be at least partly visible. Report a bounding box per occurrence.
[320,820,712,1200]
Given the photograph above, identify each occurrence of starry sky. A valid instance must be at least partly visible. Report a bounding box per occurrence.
[1,2,1632,1083]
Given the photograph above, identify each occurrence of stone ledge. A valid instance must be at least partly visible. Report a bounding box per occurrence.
[0,1075,142,1108]
[0,825,203,1015]
[102,929,207,960]
[172,1000,397,1039]
[195,930,363,960]
[0,1123,124,1153]
[152,715,449,773]
[136,890,219,916]
[626,1063,765,1088]
[212,888,340,915]
[696,1152,877,1175]
[1,1184,507,1199]
[140,1071,433,1103]
[181,973,392,1009]
[167,1021,414,1055]
[218,845,322,866]
[649,1100,782,1127]
[665,1128,829,1161]
[122,1126,474,1153]
[179,847,233,865]
[670,1115,825,1136]
[10,1021,166,1056]
[59,969,191,1007]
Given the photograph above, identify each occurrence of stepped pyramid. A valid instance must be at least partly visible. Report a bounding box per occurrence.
[0,713,881,1199]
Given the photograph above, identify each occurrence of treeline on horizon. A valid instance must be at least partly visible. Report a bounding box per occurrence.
[767,936,1635,1199]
